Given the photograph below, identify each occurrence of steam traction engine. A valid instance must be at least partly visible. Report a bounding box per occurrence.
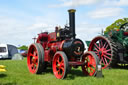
[27,9,99,79]
[88,23,128,69]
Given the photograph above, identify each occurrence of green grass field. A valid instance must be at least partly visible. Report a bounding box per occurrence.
[0,58,128,85]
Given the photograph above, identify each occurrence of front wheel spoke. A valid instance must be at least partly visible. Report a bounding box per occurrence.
[58,69,61,75]
[60,60,64,66]
[35,51,38,55]
[30,53,33,57]
[56,65,59,69]
[60,67,64,72]
[34,55,38,60]
[30,63,34,68]
[60,63,64,67]
[32,64,36,69]
[57,57,60,63]
[35,61,38,66]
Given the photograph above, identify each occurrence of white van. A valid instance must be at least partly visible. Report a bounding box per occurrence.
[0,44,8,58]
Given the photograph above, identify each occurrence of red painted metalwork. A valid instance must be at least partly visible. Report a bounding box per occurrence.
[88,36,112,69]
[69,61,85,66]
[52,51,68,79]
[27,9,99,79]
[124,32,128,36]
[82,52,98,76]
[27,44,39,74]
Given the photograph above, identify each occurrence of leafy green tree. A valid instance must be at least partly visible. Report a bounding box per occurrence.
[18,45,28,50]
[104,18,128,33]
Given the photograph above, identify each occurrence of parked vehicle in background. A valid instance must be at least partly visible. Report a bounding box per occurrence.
[0,44,8,59]
[0,44,18,59]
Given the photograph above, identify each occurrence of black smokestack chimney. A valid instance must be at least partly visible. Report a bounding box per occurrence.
[68,9,76,39]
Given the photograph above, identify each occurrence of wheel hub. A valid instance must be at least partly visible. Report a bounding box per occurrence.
[57,64,60,67]
[32,57,36,63]
[98,51,102,56]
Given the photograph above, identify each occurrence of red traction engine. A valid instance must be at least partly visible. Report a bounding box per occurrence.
[27,9,99,79]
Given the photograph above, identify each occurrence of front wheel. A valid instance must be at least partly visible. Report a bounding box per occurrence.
[52,51,69,79]
[82,51,99,76]
[27,43,45,74]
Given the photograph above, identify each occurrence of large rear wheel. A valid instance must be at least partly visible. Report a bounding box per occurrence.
[52,51,69,79]
[27,43,45,74]
[88,36,117,69]
[82,51,99,76]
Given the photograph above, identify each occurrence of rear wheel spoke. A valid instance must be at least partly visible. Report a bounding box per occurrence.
[104,54,111,60]
[98,41,101,48]
[101,57,105,65]
[104,49,111,52]
[94,43,99,49]
[100,40,103,48]
[105,44,108,49]
[104,57,108,65]
[103,42,107,48]
[94,47,99,51]
[104,52,112,56]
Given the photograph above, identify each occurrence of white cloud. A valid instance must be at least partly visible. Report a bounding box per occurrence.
[1,0,127,47]
[0,14,61,46]
[0,17,33,46]
[104,0,128,6]
[88,8,123,19]
[50,0,102,8]
[28,23,50,30]
[52,0,128,7]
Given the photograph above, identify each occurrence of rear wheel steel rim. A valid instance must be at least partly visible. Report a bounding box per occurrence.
[82,54,96,76]
[53,54,65,79]
[89,37,112,69]
[27,45,38,73]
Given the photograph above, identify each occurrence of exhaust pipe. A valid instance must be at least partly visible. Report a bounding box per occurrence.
[68,9,76,39]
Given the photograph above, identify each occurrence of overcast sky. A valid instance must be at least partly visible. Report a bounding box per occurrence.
[0,0,128,46]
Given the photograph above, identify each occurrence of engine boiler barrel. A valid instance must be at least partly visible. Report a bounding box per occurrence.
[62,39,85,57]
[68,9,76,39]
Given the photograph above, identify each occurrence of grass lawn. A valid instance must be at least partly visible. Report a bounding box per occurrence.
[0,58,128,85]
